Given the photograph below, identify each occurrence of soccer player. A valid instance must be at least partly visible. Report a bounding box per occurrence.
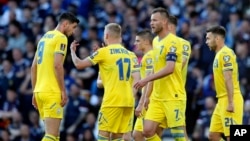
[168,15,191,141]
[206,26,243,141]
[96,51,140,141]
[132,29,155,141]
[134,7,186,141]
[31,12,79,141]
[134,8,186,141]
[70,23,140,141]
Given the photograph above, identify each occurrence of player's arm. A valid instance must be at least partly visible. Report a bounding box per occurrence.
[31,54,37,92]
[97,72,103,88]
[70,40,93,69]
[182,43,191,69]
[132,71,140,97]
[144,60,175,83]
[222,53,234,112]
[31,53,38,109]
[54,53,66,92]
[223,70,234,112]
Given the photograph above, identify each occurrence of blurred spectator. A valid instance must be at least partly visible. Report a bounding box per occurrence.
[42,14,56,33]
[8,111,22,140]
[0,129,10,141]
[235,40,250,98]
[78,128,96,141]
[192,96,216,141]
[0,0,23,27]
[11,48,29,89]
[13,124,35,141]
[18,68,33,124]
[23,39,36,66]
[0,35,11,63]
[7,20,27,53]
[0,60,15,99]
[70,47,97,90]
[28,110,43,141]
[62,83,90,138]
[243,99,250,125]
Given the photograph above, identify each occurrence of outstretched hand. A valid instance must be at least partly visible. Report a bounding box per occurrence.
[134,79,148,89]
[70,40,79,52]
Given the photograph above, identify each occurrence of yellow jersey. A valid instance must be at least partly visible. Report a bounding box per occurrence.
[34,30,68,93]
[179,37,191,86]
[152,33,185,101]
[88,44,135,107]
[213,46,241,98]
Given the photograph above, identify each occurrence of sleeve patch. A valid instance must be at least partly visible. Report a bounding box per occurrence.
[224,63,232,67]
[90,51,99,59]
[183,52,189,56]
[146,66,153,69]
[60,44,66,51]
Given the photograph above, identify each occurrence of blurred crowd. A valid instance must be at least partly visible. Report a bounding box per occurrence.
[0,0,250,141]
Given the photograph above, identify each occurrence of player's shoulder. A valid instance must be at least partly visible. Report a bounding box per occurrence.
[178,37,191,45]
[145,49,154,57]
[220,46,235,55]
[128,50,136,58]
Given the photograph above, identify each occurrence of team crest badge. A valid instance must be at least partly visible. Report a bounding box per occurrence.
[223,55,230,62]
[133,58,139,65]
[170,46,177,52]
[56,108,61,115]
[146,58,152,65]
[183,45,189,51]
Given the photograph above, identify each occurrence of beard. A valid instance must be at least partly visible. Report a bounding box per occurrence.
[152,25,163,35]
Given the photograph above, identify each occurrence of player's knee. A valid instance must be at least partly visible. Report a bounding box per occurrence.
[208,132,221,141]
[123,133,132,141]
[143,128,155,138]
[132,131,143,141]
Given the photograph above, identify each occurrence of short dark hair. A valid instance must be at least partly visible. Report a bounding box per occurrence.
[136,29,154,43]
[152,7,169,19]
[206,25,226,38]
[168,15,178,26]
[58,12,79,24]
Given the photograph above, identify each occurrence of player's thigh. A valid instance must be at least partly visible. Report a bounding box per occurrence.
[35,92,44,119]
[134,117,144,132]
[41,92,63,119]
[164,100,186,128]
[98,107,133,133]
[222,94,243,136]
[120,107,134,133]
[209,102,223,134]
[144,100,164,133]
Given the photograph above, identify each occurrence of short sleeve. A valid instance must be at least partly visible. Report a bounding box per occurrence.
[87,48,104,65]
[221,52,234,71]
[55,35,68,56]
[130,53,140,73]
[166,38,178,62]
[144,53,154,73]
